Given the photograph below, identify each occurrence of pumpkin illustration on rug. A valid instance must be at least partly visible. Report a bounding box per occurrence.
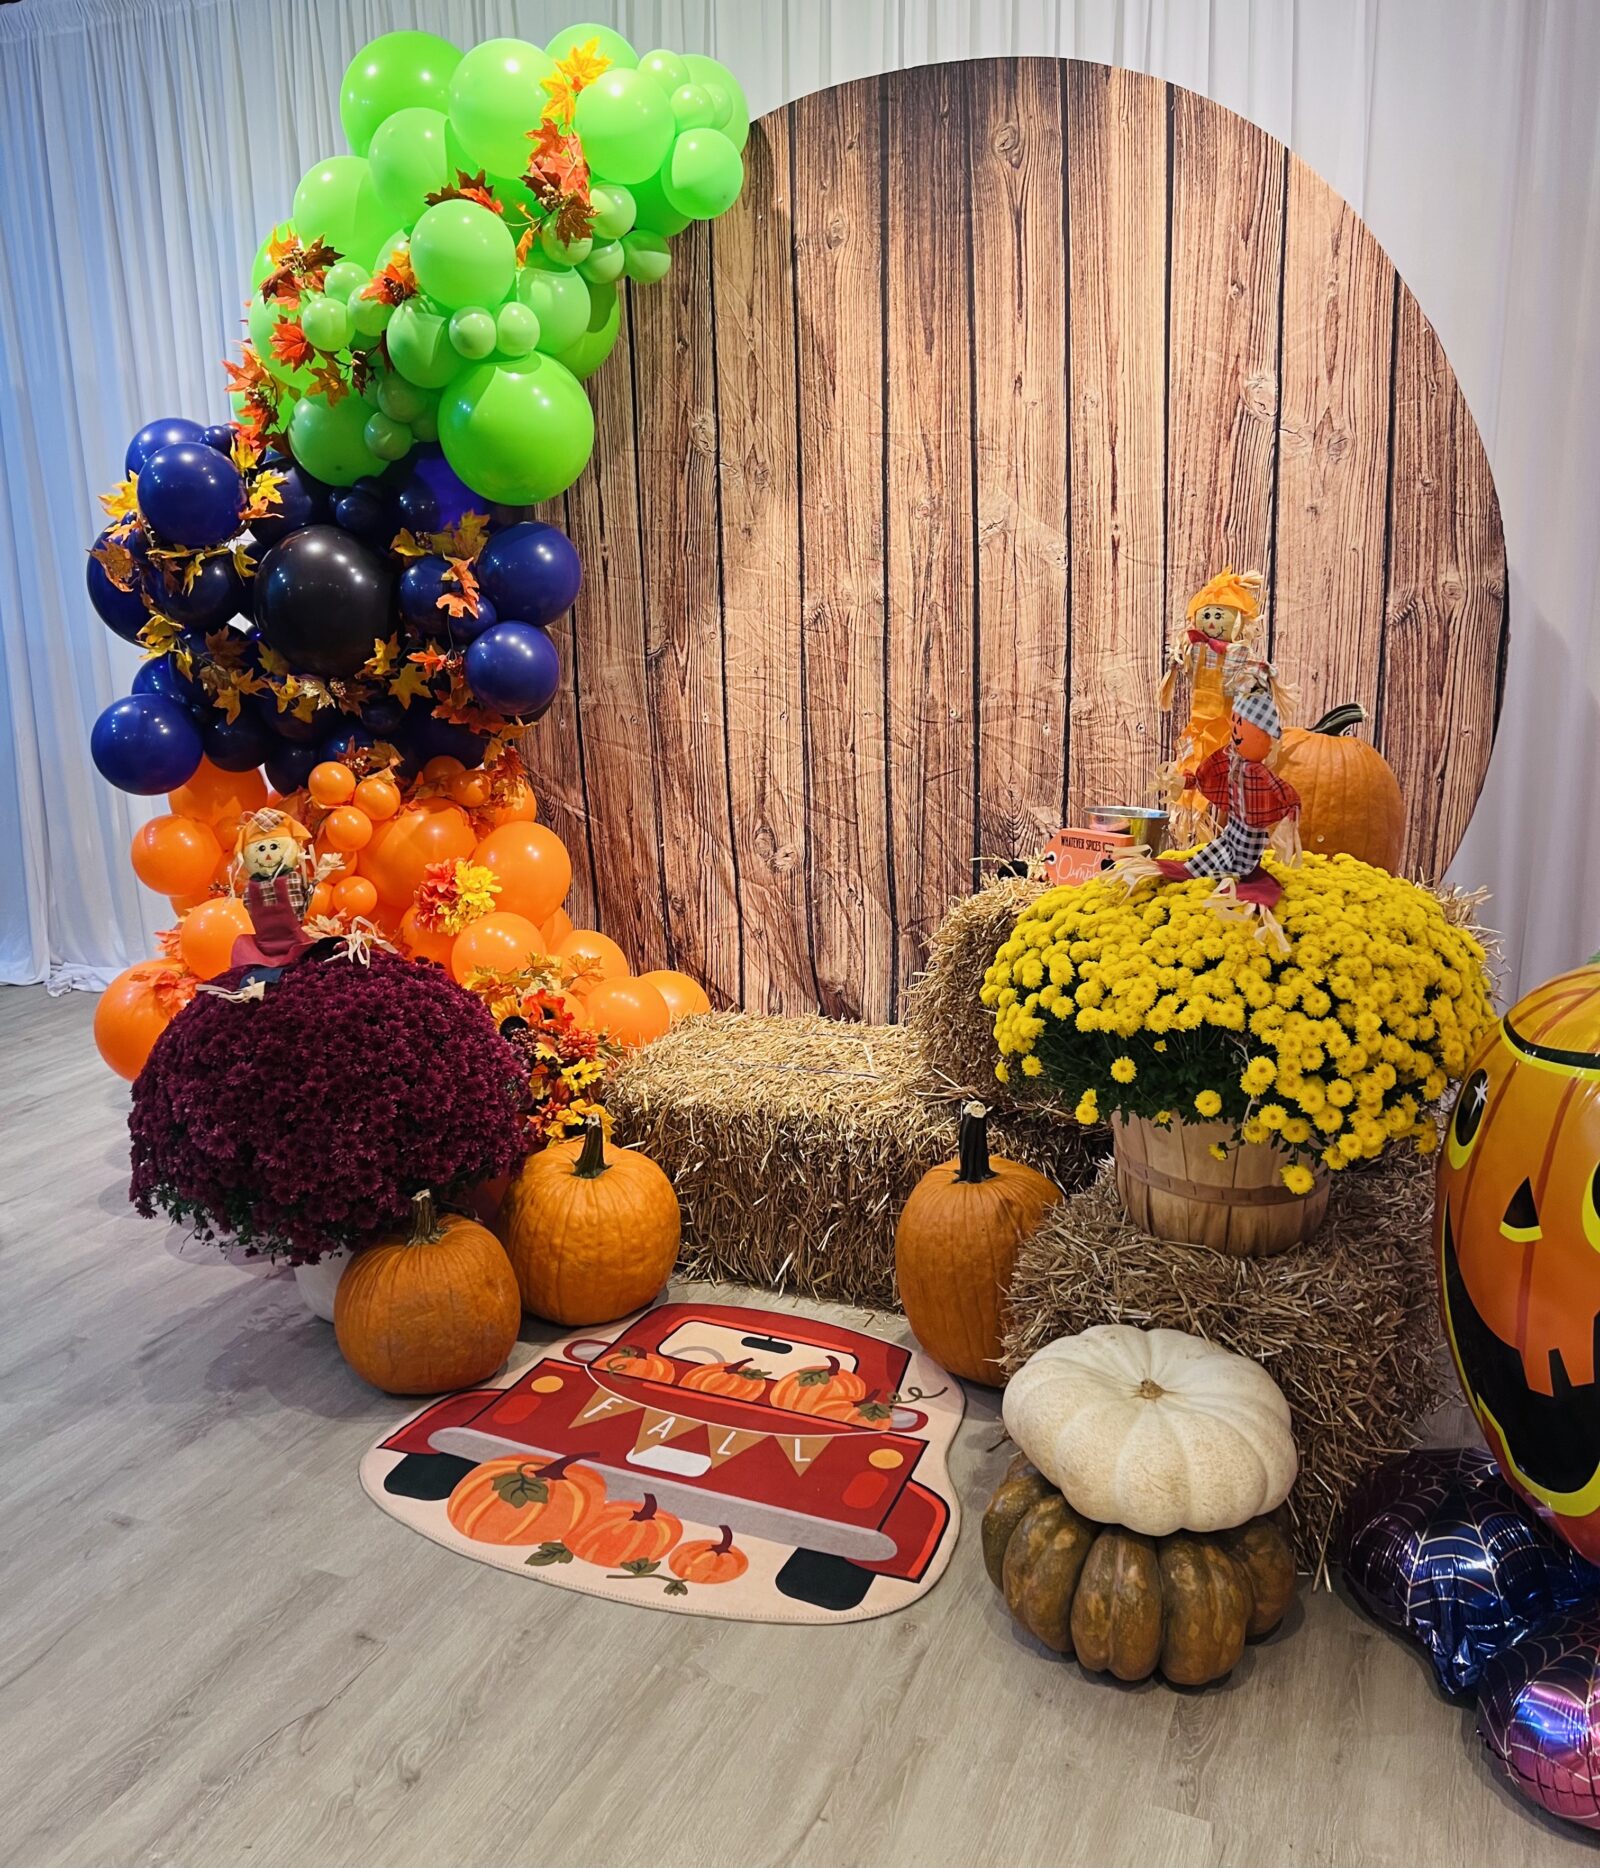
[769,1357,867,1416]
[680,1358,772,1399]
[445,1454,609,1545]
[670,1526,749,1585]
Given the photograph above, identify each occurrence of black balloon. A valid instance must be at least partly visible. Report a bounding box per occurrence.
[253,525,395,680]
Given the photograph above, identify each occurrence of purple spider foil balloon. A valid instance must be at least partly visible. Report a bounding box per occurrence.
[1478,1608,1600,1829]
[1338,1446,1600,1694]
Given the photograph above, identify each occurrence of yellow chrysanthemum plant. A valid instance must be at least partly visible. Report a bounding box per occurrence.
[980,853,1495,1192]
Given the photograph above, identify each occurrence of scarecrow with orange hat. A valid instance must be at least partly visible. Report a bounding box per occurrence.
[1159,568,1269,842]
[227,808,319,972]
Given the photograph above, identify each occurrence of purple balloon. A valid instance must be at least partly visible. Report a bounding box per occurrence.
[475,521,582,627]
[464,621,560,718]
[125,416,204,477]
[137,442,245,549]
[403,447,482,533]
[1339,1447,1600,1694]
[1478,1608,1600,1829]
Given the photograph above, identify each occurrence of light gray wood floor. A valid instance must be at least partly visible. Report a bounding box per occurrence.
[1,984,1592,1868]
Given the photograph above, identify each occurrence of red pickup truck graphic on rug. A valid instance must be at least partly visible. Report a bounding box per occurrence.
[371,1302,961,1617]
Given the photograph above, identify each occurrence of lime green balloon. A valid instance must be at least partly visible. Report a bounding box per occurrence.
[572,70,674,184]
[364,410,413,461]
[540,223,592,267]
[289,393,385,485]
[324,259,369,299]
[579,240,625,285]
[299,293,351,351]
[670,83,717,131]
[621,229,671,283]
[517,265,591,355]
[438,356,595,504]
[496,302,540,357]
[546,22,638,68]
[662,128,745,219]
[683,53,749,152]
[250,222,294,288]
[448,39,554,177]
[292,156,392,267]
[376,373,429,422]
[628,161,691,236]
[387,298,468,388]
[249,296,312,391]
[348,289,394,337]
[449,307,497,359]
[589,183,636,240]
[638,49,689,92]
[340,31,461,156]
[412,402,439,443]
[410,199,516,310]
[368,107,454,230]
[554,282,621,381]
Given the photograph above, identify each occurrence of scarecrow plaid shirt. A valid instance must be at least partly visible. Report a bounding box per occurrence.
[1185,747,1300,879]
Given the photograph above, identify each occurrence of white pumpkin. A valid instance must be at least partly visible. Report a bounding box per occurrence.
[1001,1324,1297,1535]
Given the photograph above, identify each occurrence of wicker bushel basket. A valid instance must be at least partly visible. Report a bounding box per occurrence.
[1112,1114,1329,1258]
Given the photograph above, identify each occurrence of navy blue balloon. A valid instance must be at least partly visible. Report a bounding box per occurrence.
[475,522,582,627]
[201,423,236,453]
[86,534,150,643]
[137,443,245,549]
[125,416,204,478]
[249,465,323,548]
[202,704,273,773]
[132,651,205,719]
[414,712,487,769]
[319,721,375,762]
[403,447,479,531]
[263,703,319,743]
[447,594,496,645]
[464,621,560,718]
[264,741,321,793]
[332,486,391,544]
[394,479,440,535]
[360,695,408,735]
[398,554,451,630]
[90,694,202,794]
[157,553,243,631]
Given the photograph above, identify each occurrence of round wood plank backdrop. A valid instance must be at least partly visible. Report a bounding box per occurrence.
[526,59,1507,1023]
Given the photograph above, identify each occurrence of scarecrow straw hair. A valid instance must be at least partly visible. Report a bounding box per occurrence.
[607,1012,1104,1312]
[1001,1151,1446,1579]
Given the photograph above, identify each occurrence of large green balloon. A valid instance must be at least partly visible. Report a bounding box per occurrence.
[288,393,386,485]
[410,199,516,310]
[340,31,461,157]
[545,22,638,69]
[554,282,621,381]
[626,161,691,236]
[683,53,750,152]
[621,229,671,283]
[292,156,392,267]
[572,70,674,184]
[448,39,554,177]
[368,107,453,230]
[387,299,469,388]
[517,265,592,355]
[438,356,595,504]
[662,128,745,220]
[638,48,689,92]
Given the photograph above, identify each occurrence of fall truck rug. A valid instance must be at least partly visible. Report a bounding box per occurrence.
[361,1301,964,1623]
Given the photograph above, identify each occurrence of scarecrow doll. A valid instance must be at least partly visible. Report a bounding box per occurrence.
[1159,568,1268,842]
[228,808,318,972]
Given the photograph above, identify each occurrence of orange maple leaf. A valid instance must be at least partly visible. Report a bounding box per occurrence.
[526,121,589,198]
[424,168,503,215]
[89,536,137,591]
[310,359,350,407]
[515,223,536,267]
[408,646,450,676]
[362,248,417,306]
[438,559,481,619]
[270,321,314,371]
[390,662,436,706]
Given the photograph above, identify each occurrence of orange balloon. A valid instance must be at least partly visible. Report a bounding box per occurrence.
[168,891,212,915]
[210,848,237,887]
[129,814,222,897]
[543,906,574,949]
[475,821,572,925]
[179,896,253,980]
[399,906,456,965]
[422,755,465,784]
[450,912,545,983]
[94,961,186,1080]
[481,775,538,826]
[308,881,335,917]
[639,969,713,1022]
[352,774,401,821]
[308,761,356,806]
[585,977,671,1047]
[333,875,378,917]
[169,759,267,826]
[322,805,373,852]
[448,768,492,809]
[361,801,476,906]
[555,928,630,996]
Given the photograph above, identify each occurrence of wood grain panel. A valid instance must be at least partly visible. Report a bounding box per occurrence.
[968,60,1070,865]
[791,82,892,1022]
[1272,154,1395,727]
[884,64,975,1008]
[712,119,809,1015]
[1378,287,1507,877]
[1065,64,1170,817]
[629,223,742,1004]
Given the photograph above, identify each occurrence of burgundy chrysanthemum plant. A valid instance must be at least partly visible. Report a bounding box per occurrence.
[129,951,532,1264]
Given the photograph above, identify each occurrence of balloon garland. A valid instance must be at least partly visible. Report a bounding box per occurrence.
[83,23,745,1077]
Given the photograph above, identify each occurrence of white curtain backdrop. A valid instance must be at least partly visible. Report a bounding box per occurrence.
[2,0,1596,995]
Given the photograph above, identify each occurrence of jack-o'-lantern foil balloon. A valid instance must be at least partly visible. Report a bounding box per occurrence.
[1437,964,1600,1562]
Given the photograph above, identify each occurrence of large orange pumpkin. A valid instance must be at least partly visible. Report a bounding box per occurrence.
[503,1120,681,1325]
[446,1453,608,1544]
[1437,964,1600,1563]
[770,1356,868,1416]
[894,1103,1062,1384]
[566,1493,683,1568]
[669,1525,749,1584]
[333,1190,522,1394]
[1271,703,1405,870]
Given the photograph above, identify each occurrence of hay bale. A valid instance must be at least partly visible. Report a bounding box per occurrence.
[608,1011,1105,1311]
[1001,1151,1447,1577]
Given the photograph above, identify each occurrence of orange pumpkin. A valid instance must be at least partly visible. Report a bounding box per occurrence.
[446,1453,609,1545]
[1437,964,1600,1562]
[679,1357,772,1400]
[566,1492,683,1568]
[770,1356,868,1417]
[894,1103,1062,1384]
[1271,703,1405,870]
[596,1343,676,1382]
[669,1524,749,1585]
[503,1119,681,1325]
[333,1190,522,1394]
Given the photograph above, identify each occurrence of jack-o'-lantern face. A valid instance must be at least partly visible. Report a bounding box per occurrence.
[1436,964,1600,1561]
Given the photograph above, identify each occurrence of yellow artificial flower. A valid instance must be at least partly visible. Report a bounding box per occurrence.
[1110,1055,1137,1084]
[1021,1055,1044,1077]
[1074,1090,1100,1126]
[1281,1163,1316,1196]
[1194,1089,1223,1118]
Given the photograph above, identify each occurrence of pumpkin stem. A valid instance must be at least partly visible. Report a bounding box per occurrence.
[407,1189,444,1246]
[633,1495,660,1522]
[1309,702,1367,737]
[955,1101,998,1184]
[712,1524,734,1553]
[573,1118,610,1180]
[1135,1378,1166,1401]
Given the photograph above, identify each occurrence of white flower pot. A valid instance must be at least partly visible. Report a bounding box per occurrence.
[293,1247,352,1322]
